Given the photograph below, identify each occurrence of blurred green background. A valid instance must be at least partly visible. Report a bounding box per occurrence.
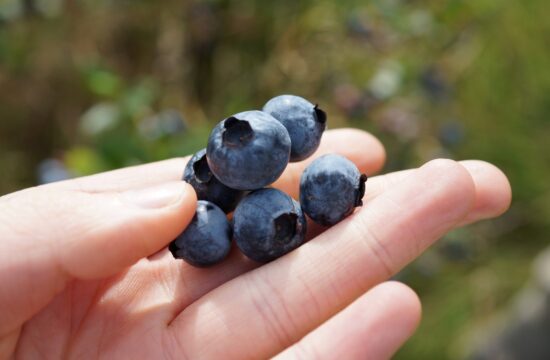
[0,0,548,358]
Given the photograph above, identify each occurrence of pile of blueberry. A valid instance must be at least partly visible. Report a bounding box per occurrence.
[169,95,367,267]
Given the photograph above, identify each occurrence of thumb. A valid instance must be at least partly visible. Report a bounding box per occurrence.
[0,181,196,335]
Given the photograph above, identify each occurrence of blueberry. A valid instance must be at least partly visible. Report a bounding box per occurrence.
[169,201,232,267]
[263,95,327,162]
[233,188,307,263]
[183,148,245,213]
[207,111,291,190]
[300,154,367,226]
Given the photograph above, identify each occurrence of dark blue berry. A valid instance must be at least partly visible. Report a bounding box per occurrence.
[207,111,291,190]
[263,95,327,162]
[169,201,232,267]
[300,154,367,226]
[183,149,245,213]
[233,188,307,263]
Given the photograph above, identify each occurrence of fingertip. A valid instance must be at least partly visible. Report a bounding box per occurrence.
[337,282,422,360]
[369,281,422,336]
[460,160,512,219]
[419,158,477,219]
[160,181,198,214]
[157,181,198,241]
[323,128,387,174]
[178,181,199,210]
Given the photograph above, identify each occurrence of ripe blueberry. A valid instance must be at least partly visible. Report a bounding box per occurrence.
[169,201,232,267]
[300,154,367,226]
[183,148,245,213]
[233,188,307,263]
[263,95,327,162]
[207,111,291,190]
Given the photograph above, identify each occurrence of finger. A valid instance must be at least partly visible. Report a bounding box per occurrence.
[49,157,189,193]
[362,160,512,225]
[49,128,385,197]
[275,282,421,360]
[0,182,196,337]
[0,328,19,359]
[273,128,386,198]
[169,159,476,359]
[457,160,512,225]
[305,159,511,239]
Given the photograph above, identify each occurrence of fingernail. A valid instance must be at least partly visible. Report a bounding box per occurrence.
[122,182,187,209]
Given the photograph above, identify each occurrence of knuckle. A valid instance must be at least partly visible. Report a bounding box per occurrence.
[245,272,297,348]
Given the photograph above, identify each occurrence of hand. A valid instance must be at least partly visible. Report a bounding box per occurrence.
[0,129,511,359]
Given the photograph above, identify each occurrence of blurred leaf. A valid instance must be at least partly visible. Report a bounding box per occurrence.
[84,69,123,98]
[80,102,121,136]
[34,0,64,18]
[64,146,108,176]
[0,0,22,21]
[121,80,158,119]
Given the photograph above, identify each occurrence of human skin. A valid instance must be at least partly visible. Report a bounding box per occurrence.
[0,128,511,359]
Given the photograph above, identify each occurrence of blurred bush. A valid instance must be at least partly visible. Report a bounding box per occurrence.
[0,0,548,358]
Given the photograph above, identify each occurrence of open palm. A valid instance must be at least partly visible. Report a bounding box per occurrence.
[0,129,511,359]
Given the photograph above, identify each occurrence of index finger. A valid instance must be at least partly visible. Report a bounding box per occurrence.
[49,128,386,196]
